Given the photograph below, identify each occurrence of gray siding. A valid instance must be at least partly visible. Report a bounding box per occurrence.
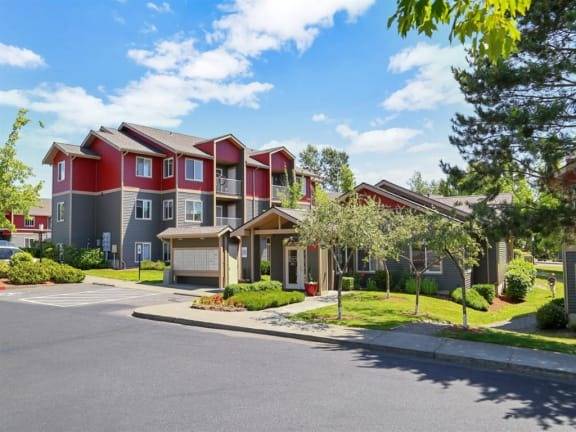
[245,198,269,221]
[71,194,95,248]
[94,191,122,262]
[564,249,576,314]
[51,194,71,246]
[177,192,213,227]
[270,234,292,284]
[160,192,177,232]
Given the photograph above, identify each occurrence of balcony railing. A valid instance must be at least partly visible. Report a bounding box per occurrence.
[216,217,242,229]
[272,184,287,201]
[216,177,242,196]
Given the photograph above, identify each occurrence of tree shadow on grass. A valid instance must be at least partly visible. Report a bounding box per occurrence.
[313,343,576,430]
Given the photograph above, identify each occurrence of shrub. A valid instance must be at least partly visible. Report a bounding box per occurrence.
[507,258,537,284]
[0,261,9,278]
[63,246,105,270]
[366,277,377,290]
[405,278,438,295]
[140,260,165,271]
[451,287,490,311]
[536,298,568,330]
[10,251,34,266]
[23,241,57,260]
[505,268,532,301]
[51,264,85,283]
[231,290,305,311]
[260,260,270,275]
[341,276,355,291]
[7,262,50,285]
[373,270,388,291]
[390,269,410,291]
[223,279,282,299]
[472,284,496,304]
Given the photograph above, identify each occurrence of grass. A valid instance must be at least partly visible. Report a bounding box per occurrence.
[536,262,563,279]
[441,327,576,356]
[293,278,563,330]
[84,268,164,284]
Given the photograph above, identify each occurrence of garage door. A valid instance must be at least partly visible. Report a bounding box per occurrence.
[173,248,219,272]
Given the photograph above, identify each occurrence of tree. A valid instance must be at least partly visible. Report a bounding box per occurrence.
[390,0,532,61]
[339,164,355,194]
[279,169,304,209]
[0,109,42,231]
[298,145,350,192]
[407,171,443,196]
[297,189,386,320]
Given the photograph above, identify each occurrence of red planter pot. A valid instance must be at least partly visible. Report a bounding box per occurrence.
[304,282,319,297]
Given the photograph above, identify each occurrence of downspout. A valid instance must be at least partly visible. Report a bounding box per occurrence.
[119,151,126,268]
[252,167,257,218]
[175,153,179,227]
[69,156,75,246]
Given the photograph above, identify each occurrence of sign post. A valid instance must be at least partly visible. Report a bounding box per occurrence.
[137,243,142,281]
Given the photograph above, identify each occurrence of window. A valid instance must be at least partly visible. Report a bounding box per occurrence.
[136,157,152,178]
[162,241,171,262]
[185,158,203,181]
[24,216,35,228]
[410,246,443,274]
[163,158,174,178]
[185,200,203,222]
[57,202,64,222]
[356,249,375,273]
[135,199,152,220]
[57,160,65,182]
[298,176,306,196]
[216,167,224,178]
[134,242,152,262]
[24,238,35,248]
[162,199,173,220]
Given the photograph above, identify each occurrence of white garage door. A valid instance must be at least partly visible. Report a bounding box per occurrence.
[173,248,219,272]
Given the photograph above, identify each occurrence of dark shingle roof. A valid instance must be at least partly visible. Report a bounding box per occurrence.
[157,226,231,239]
[91,127,165,156]
[431,193,513,214]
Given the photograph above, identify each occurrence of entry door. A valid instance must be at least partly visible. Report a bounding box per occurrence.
[285,246,305,290]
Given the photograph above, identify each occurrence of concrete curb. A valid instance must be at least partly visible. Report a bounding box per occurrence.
[132,310,576,382]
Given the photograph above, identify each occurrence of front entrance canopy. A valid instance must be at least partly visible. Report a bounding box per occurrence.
[157,225,232,240]
[230,206,309,238]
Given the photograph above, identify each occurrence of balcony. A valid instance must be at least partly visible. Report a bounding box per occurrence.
[216,177,242,196]
[272,184,287,201]
[216,217,242,229]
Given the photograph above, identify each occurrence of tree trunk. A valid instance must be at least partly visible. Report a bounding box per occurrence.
[385,263,391,299]
[414,273,421,315]
[461,285,468,328]
[337,271,343,320]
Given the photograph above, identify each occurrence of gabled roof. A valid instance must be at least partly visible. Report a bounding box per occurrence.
[249,146,296,160]
[86,127,165,157]
[246,156,269,168]
[431,193,513,214]
[28,198,52,217]
[42,142,101,165]
[121,123,212,158]
[230,206,309,237]
[353,183,438,215]
[157,225,231,239]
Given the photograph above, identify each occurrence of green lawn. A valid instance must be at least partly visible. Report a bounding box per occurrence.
[441,328,576,356]
[536,262,563,279]
[293,278,563,330]
[84,268,164,284]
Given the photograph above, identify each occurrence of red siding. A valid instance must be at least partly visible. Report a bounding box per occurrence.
[271,151,293,172]
[300,176,312,202]
[52,151,71,194]
[90,138,122,191]
[72,157,98,192]
[251,152,270,165]
[246,166,270,198]
[177,157,213,191]
[161,155,176,190]
[196,140,214,155]
[8,214,50,230]
[123,153,162,190]
[357,188,407,209]
[216,139,242,164]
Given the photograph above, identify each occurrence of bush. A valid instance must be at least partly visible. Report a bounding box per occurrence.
[260,260,270,275]
[63,246,105,270]
[10,251,34,266]
[223,279,282,299]
[7,262,50,285]
[390,269,411,291]
[231,290,305,311]
[50,264,85,283]
[0,261,9,278]
[405,278,438,295]
[451,287,490,311]
[23,241,57,260]
[140,260,165,271]
[366,277,377,290]
[536,299,568,330]
[472,284,496,304]
[508,258,537,284]
[373,270,388,291]
[341,276,355,291]
[505,268,532,301]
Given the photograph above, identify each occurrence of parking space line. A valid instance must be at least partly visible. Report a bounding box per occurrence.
[19,288,163,308]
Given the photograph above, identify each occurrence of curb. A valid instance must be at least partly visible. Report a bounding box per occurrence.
[132,310,576,382]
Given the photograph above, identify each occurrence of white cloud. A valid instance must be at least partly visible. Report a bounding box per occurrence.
[147,1,172,13]
[406,142,444,154]
[261,138,324,155]
[0,42,45,68]
[336,123,421,154]
[311,113,328,123]
[382,43,467,111]
[141,22,158,34]
[369,114,397,127]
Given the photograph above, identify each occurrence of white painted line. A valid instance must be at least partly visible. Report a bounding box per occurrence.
[20,288,163,308]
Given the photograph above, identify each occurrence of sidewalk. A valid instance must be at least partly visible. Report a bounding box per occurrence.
[133,296,576,382]
[84,275,216,296]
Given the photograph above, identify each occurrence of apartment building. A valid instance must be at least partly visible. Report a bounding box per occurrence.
[1,199,52,248]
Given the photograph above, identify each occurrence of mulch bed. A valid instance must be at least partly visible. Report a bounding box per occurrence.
[488,295,522,312]
[0,278,54,290]
[190,303,246,312]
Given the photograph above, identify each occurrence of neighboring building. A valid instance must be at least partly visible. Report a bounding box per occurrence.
[1,199,52,248]
[42,123,317,271]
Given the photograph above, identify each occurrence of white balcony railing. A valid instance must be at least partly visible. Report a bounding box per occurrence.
[216,177,242,196]
[216,217,243,229]
[272,184,287,201]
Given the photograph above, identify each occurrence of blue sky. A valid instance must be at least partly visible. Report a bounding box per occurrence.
[0,0,469,197]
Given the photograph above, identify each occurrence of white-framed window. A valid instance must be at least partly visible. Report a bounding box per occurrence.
[162,241,171,262]
[185,199,203,222]
[135,199,152,220]
[24,238,35,248]
[56,202,65,222]
[216,167,224,178]
[57,160,65,182]
[185,158,203,182]
[409,246,443,274]
[136,156,152,178]
[162,199,173,220]
[134,242,152,262]
[24,216,35,228]
[163,158,174,178]
[355,249,375,273]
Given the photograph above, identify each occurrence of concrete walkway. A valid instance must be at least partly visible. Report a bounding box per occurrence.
[84,275,217,297]
[133,295,576,382]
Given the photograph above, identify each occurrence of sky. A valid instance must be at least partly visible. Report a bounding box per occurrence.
[0,0,470,198]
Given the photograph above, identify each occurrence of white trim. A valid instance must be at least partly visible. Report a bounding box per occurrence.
[163,157,174,179]
[24,216,35,228]
[56,202,65,222]
[185,158,204,182]
[135,199,152,220]
[162,241,171,262]
[184,199,203,223]
[57,160,65,182]
[134,242,152,262]
[162,199,174,221]
[284,245,305,290]
[409,245,443,274]
[135,156,153,178]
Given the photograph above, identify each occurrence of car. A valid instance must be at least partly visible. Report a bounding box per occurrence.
[0,245,24,261]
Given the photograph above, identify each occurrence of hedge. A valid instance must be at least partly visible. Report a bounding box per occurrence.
[0,261,9,278]
[405,278,438,296]
[536,298,568,330]
[63,246,105,270]
[140,260,165,271]
[451,287,490,311]
[507,258,537,284]
[10,251,34,266]
[223,280,282,299]
[231,290,305,311]
[472,284,495,305]
[8,262,51,285]
[51,264,85,283]
[341,276,355,291]
[260,260,271,275]
[505,268,533,301]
